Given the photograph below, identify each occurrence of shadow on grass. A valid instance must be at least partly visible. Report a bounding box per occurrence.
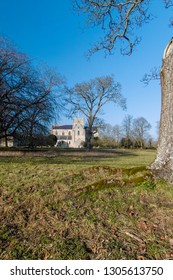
[0,148,138,166]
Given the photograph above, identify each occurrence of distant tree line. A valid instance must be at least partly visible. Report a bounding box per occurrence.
[93,115,157,149]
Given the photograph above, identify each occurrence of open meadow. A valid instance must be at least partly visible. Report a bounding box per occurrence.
[0,148,173,259]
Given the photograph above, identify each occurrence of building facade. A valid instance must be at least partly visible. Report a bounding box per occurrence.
[51,118,86,148]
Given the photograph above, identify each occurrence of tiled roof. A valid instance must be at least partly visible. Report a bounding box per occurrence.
[52,125,72,130]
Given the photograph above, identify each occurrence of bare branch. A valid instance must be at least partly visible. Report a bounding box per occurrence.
[141,66,160,86]
[73,0,151,55]
[163,0,173,8]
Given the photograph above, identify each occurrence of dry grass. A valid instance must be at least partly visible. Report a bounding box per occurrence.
[0,148,173,259]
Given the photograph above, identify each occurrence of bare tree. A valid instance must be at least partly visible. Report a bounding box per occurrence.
[132,117,151,148]
[0,37,64,146]
[100,122,113,137]
[112,124,122,144]
[122,114,133,139]
[120,114,134,148]
[65,75,126,150]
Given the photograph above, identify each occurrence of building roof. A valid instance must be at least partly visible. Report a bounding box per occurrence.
[52,125,72,130]
[52,124,98,130]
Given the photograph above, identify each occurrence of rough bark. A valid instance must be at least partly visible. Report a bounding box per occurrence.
[151,38,173,183]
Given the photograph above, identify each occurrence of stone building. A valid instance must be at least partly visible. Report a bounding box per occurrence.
[51,118,86,148]
[51,118,98,148]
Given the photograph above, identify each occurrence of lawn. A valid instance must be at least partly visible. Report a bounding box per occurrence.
[0,148,173,259]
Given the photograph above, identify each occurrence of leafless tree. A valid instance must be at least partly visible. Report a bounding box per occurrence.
[0,37,64,146]
[122,114,134,139]
[132,117,151,148]
[99,122,122,146]
[112,124,122,144]
[65,75,126,150]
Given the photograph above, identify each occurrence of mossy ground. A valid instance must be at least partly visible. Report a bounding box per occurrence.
[0,148,173,259]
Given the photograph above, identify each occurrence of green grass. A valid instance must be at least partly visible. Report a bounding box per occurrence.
[0,148,173,259]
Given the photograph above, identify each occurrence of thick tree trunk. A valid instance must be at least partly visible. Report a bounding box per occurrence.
[151,38,173,183]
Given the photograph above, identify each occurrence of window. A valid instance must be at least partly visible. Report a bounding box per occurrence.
[77,130,80,136]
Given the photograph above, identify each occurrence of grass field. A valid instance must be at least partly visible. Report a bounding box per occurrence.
[0,148,173,260]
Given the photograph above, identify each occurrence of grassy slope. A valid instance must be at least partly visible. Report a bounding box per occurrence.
[0,149,173,259]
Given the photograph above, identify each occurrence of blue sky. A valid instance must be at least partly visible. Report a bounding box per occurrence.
[1,0,173,138]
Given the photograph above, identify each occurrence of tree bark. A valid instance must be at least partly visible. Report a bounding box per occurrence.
[86,127,93,151]
[151,38,173,183]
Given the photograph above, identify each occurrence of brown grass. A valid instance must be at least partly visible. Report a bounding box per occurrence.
[0,148,173,259]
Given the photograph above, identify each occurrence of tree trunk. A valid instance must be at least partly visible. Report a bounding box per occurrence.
[5,136,8,148]
[86,126,93,151]
[86,134,92,151]
[151,38,173,183]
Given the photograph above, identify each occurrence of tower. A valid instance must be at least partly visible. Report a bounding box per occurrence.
[71,118,85,148]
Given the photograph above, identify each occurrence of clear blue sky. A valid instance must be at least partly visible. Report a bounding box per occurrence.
[1,0,173,138]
